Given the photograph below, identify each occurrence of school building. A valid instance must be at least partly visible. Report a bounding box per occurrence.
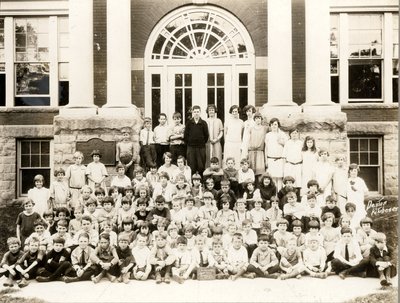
[0,0,398,205]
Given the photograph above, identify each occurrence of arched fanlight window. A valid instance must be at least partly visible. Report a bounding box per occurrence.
[151,10,249,60]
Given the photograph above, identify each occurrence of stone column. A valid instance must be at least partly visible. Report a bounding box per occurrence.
[98,0,139,117]
[261,0,299,118]
[303,0,340,113]
[59,0,97,116]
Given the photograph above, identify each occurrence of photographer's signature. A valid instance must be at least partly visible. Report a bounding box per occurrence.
[366,197,398,216]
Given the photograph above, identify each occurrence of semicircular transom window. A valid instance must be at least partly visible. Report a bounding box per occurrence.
[151,11,248,60]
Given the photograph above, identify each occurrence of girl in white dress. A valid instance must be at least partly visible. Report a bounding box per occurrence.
[283,128,303,189]
[223,105,244,169]
[347,163,368,227]
[240,105,256,159]
[264,118,288,190]
[314,147,334,201]
[205,104,224,168]
[301,136,319,195]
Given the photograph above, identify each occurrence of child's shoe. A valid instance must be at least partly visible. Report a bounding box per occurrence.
[18,278,29,288]
[164,273,171,284]
[63,276,79,283]
[122,272,130,284]
[3,277,14,287]
[106,273,117,282]
[296,274,302,279]
[338,270,347,280]
[36,276,51,282]
[243,272,256,279]
[91,271,105,283]
[265,273,279,279]
[278,274,288,280]
[155,273,162,284]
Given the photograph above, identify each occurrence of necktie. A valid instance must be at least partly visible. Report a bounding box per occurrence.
[199,250,204,266]
[345,244,349,261]
[80,250,86,266]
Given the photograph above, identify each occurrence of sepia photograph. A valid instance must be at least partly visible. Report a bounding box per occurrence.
[0,0,398,302]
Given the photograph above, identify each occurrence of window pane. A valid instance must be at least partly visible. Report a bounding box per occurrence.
[359,152,368,165]
[369,152,379,165]
[15,96,50,106]
[175,88,183,114]
[15,63,50,95]
[349,153,358,164]
[21,141,30,154]
[369,139,378,151]
[349,139,358,151]
[184,74,192,87]
[41,141,50,154]
[359,139,368,151]
[175,74,182,87]
[349,15,382,30]
[239,73,248,86]
[31,154,40,167]
[152,74,160,87]
[184,88,192,123]
[59,81,69,106]
[393,78,398,102]
[359,166,378,192]
[207,88,215,105]
[216,87,224,123]
[331,76,339,103]
[217,73,224,86]
[31,141,39,154]
[151,89,160,129]
[41,155,49,166]
[208,73,215,86]
[21,155,30,167]
[349,60,382,99]
[393,59,399,76]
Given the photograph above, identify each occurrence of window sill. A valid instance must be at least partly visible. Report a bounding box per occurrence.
[341,103,398,110]
[0,107,60,113]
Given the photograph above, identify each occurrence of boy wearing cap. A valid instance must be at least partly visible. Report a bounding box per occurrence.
[86,150,108,192]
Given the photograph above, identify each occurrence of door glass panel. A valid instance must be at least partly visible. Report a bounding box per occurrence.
[184,74,192,86]
[217,73,224,86]
[207,73,215,86]
[184,88,192,123]
[216,87,225,123]
[207,88,215,105]
[175,88,183,115]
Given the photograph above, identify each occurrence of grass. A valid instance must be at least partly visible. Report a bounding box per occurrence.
[345,287,397,303]
[0,288,47,303]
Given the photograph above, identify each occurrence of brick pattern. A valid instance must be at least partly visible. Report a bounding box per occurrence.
[132,71,144,108]
[343,108,398,122]
[93,0,107,107]
[255,69,267,107]
[292,0,306,105]
[0,112,57,125]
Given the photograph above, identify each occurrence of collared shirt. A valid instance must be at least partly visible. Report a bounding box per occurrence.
[140,128,155,145]
[333,239,362,264]
[71,246,93,268]
[154,124,170,144]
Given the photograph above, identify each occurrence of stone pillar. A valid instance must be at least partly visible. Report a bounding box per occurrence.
[59,0,97,116]
[98,0,140,118]
[261,0,299,118]
[303,0,340,113]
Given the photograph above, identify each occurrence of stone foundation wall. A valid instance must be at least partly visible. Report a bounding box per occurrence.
[53,115,143,186]
[0,125,54,206]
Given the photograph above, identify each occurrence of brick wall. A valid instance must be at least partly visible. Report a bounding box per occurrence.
[255,69,267,107]
[292,0,306,105]
[93,0,107,107]
[343,107,398,122]
[132,71,144,108]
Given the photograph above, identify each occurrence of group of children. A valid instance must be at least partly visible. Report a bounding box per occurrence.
[0,108,396,289]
